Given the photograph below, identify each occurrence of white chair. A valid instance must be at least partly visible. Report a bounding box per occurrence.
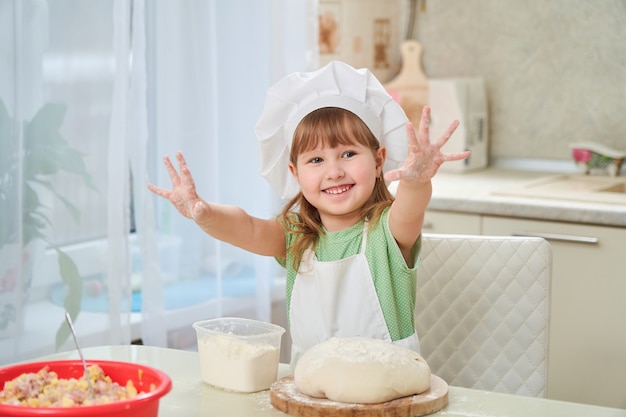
[415,233,551,397]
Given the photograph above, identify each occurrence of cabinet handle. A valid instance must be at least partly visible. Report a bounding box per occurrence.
[512,231,599,245]
[423,221,433,230]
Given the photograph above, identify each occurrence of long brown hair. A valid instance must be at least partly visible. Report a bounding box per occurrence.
[279,107,394,270]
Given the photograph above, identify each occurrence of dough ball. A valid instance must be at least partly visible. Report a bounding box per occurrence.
[294,337,431,404]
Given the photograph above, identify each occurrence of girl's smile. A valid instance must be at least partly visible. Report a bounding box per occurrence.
[323,184,353,195]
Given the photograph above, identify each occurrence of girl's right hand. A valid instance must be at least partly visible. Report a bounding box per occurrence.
[147,151,207,220]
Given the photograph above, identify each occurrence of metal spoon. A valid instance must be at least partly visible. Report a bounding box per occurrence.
[65,312,95,399]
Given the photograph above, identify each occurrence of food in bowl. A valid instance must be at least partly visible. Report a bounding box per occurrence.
[0,360,172,417]
[0,364,141,407]
[193,317,285,393]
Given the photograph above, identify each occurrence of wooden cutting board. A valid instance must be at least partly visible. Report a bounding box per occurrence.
[384,39,429,129]
[269,374,448,417]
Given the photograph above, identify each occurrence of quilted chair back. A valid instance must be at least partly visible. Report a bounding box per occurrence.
[415,233,552,397]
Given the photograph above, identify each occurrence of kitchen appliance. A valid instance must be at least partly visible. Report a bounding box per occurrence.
[428,78,488,172]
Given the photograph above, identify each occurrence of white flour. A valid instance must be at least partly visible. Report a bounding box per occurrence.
[198,335,280,392]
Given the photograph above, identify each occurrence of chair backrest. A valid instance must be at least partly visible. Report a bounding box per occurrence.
[415,233,551,397]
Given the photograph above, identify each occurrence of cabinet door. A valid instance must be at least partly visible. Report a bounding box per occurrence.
[423,211,481,235]
[483,216,626,409]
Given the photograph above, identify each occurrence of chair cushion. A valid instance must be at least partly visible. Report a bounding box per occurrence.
[415,234,551,397]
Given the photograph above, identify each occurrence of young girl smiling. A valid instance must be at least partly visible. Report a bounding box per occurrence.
[148,61,469,364]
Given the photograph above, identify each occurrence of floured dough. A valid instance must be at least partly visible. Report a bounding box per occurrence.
[294,337,431,404]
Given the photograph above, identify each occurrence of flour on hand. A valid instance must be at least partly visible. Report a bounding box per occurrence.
[293,337,431,404]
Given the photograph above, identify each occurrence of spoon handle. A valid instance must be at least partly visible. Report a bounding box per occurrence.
[65,312,95,399]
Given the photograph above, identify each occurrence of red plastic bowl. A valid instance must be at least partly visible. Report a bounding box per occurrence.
[0,359,172,417]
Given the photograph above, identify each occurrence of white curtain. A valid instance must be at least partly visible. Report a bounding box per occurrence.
[0,0,315,365]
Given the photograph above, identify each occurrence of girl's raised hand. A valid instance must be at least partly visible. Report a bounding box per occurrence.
[384,106,470,183]
[147,151,206,219]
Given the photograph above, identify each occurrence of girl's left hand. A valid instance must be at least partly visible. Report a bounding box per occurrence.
[384,106,471,183]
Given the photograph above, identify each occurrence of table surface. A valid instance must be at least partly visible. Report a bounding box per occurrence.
[34,345,626,417]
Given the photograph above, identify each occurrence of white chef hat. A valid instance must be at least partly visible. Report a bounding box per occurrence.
[255,60,409,199]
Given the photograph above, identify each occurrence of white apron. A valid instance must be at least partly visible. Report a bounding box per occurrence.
[288,222,419,366]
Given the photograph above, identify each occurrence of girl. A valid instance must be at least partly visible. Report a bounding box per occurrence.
[148,62,469,364]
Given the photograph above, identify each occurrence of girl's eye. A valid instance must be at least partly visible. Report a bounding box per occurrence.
[342,150,357,159]
[309,157,323,164]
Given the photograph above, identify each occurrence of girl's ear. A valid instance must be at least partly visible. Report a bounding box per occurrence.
[289,162,298,179]
[376,147,387,175]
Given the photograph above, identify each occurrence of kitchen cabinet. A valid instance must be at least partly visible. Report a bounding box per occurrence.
[422,211,481,235]
[424,209,626,408]
[482,216,626,409]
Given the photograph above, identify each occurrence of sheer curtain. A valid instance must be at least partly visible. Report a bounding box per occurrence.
[0,0,315,365]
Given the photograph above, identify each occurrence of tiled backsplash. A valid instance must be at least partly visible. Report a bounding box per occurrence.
[409,0,626,162]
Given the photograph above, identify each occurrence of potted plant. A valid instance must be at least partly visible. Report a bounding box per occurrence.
[0,98,96,349]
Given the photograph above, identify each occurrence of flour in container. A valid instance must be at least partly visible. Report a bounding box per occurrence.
[198,334,280,392]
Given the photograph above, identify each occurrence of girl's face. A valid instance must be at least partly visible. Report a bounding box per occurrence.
[289,141,385,231]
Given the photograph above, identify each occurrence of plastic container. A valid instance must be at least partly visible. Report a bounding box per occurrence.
[0,359,172,417]
[192,317,285,392]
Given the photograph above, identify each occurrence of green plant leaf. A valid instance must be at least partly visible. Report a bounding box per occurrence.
[0,100,17,246]
[24,102,67,148]
[23,103,98,191]
[0,191,18,246]
[31,177,82,224]
[54,248,83,350]
[21,183,50,245]
[53,193,82,223]
[0,98,97,350]
[0,99,15,170]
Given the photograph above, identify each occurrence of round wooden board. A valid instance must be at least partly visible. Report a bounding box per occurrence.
[269,374,448,417]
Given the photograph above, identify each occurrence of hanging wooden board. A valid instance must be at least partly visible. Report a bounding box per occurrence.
[269,374,448,417]
[384,40,429,129]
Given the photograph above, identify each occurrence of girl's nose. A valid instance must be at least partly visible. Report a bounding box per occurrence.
[325,160,345,180]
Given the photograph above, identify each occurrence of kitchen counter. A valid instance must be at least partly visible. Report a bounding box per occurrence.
[427,168,626,227]
[33,345,626,417]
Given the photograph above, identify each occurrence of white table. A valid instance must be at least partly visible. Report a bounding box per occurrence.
[34,345,626,417]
